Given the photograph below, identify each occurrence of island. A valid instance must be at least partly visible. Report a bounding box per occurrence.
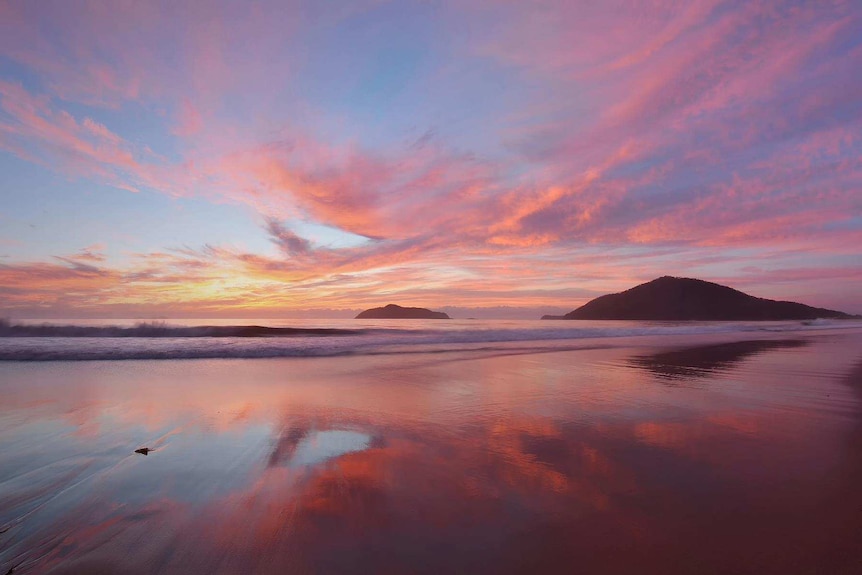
[542,276,860,321]
[355,304,450,319]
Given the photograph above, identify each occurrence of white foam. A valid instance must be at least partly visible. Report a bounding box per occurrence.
[1,319,860,361]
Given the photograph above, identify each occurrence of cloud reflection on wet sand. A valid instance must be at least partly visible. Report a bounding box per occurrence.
[1,332,861,574]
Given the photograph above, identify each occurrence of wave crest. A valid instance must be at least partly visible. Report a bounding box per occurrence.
[0,320,360,338]
[0,318,859,361]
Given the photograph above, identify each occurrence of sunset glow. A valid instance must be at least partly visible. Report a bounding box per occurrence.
[1,1,860,317]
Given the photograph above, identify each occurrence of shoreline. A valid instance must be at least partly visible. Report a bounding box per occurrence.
[1,319,860,362]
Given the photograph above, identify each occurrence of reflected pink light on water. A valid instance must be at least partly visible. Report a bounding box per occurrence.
[1,331,861,573]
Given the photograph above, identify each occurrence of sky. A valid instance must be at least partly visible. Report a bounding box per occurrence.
[0,0,860,319]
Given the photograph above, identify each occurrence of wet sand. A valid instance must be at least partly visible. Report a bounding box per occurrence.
[1,329,861,574]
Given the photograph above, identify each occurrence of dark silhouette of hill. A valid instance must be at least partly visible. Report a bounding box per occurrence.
[543,276,859,321]
[355,304,450,319]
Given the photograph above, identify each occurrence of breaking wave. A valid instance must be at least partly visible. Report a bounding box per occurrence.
[0,319,361,338]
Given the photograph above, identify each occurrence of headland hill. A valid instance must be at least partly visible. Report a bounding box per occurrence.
[355,304,450,319]
[542,276,860,321]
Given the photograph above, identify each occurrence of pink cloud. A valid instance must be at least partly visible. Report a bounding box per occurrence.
[172,99,203,137]
[0,1,859,313]
[0,80,168,192]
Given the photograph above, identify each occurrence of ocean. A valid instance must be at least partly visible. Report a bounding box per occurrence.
[1,317,859,360]
[1,320,861,573]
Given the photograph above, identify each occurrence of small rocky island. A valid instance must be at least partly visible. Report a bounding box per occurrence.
[543,276,859,321]
[356,304,450,319]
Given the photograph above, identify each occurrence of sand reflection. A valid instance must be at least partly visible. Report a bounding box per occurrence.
[630,338,809,381]
[1,333,861,574]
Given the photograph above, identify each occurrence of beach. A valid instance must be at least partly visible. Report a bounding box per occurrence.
[1,322,861,574]
[4,1,862,572]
